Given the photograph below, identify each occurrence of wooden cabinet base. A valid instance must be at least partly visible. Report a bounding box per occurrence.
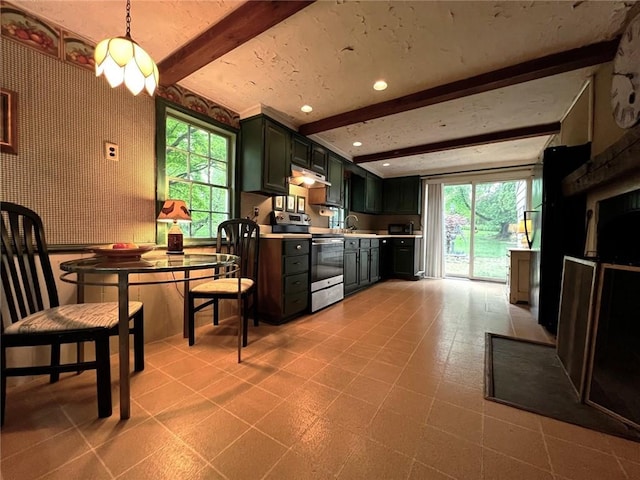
[258,238,310,324]
[508,249,532,304]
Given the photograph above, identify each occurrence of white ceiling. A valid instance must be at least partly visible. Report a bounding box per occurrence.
[14,0,632,177]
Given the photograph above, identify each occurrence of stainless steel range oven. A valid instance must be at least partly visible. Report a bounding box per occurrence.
[311,234,344,312]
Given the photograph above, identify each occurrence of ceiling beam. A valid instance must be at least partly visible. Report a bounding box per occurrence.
[300,38,619,136]
[353,122,561,164]
[159,1,315,86]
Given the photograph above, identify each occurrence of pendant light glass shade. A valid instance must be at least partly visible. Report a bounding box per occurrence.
[94,0,158,96]
[95,36,158,95]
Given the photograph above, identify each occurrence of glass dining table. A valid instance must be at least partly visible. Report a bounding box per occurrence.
[59,252,241,419]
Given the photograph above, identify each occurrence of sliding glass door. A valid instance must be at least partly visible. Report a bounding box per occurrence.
[444,180,525,281]
[443,184,471,277]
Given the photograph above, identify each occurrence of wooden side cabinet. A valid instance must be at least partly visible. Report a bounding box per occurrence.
[508,249,532,304]
[258,238,310,324]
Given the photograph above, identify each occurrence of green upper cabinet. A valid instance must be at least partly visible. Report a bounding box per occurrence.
[382,176,422,214]
[326,153,344,207]
[240,115,290,195]
[291,133,311,169]
[351,171,382,214]
[366,173,382,213]
[308,152,344,207]
[310,144,328,176]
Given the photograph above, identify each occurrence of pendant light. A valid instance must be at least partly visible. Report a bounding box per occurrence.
[94,0,159,96]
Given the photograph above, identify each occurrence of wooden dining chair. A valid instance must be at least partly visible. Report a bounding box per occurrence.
[188,219,260,348]
[0,202,144,425]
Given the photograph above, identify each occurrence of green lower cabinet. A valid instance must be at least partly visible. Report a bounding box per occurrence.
[344,249,359,294]
[359,247,371,288]
[370,247,380,283]
[389,237,422,280]
[344,238,380,295]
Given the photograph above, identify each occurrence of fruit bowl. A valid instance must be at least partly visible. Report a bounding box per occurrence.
[90,244,154,260]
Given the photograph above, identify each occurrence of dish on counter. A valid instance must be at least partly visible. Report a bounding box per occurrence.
[89,244,154,260]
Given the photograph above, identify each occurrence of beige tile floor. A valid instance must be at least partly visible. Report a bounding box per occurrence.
[2,279,639,480]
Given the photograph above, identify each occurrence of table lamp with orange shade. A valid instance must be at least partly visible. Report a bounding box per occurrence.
[157,199,191,254]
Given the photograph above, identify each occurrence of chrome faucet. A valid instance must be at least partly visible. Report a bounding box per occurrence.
[344,214,359,232]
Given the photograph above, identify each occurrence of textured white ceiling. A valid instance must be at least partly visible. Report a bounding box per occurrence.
[15,0,632,177]
[320,67,597,157]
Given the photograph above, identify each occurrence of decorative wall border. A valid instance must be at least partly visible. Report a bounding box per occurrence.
[156,84,239,128]
[0,1,239,129]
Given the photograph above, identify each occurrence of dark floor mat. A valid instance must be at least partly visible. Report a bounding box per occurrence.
[484,333,640,442]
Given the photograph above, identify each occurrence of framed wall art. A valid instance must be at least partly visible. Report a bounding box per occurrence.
[0,88,18,155]
[286,195,296,213]
[296,195,306,214]
[272,195,284,211]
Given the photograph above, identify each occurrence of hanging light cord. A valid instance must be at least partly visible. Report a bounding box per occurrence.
[125,0,131,38]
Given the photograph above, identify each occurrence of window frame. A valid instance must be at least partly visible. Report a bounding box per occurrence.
[155,98,239,247]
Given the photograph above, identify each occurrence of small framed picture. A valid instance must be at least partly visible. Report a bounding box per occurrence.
[296,195,306,214]
[286,195,296,212]
[272,195,284,211]
[0,88,18,155]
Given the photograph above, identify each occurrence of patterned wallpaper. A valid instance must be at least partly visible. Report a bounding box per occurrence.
[0,39,157,245]
[0,1,240,245]
[0,1,239,129]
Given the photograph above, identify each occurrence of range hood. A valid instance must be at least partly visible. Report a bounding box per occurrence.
[289,165,331,188]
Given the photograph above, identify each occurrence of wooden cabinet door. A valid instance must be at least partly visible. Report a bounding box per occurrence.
[263,120,290,194]
[383,180,401,213]
[326,154,344,207]
[365,174,382,213]
[383,176,421,214]
[397,176,421,214]
[370,247,380,282]
[344,250,359,294]
[351,174,366,213]
[291,134,311,169]
[311,144,327,176]
[393,246,414,276]
[359,248,371,287]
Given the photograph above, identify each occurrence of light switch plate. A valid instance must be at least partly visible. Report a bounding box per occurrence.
[104,142,119,161]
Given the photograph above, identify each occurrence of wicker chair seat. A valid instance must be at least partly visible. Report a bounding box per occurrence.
[191,278,254,295]
[4,302,143,335]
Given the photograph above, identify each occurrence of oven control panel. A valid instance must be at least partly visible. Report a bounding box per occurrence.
[270,211,311,226]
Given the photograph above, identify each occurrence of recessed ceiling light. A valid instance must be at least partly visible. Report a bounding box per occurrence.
[382,163,390,167]
[353,141,362,147]
[301,105,313,113]
[373,80,387,91]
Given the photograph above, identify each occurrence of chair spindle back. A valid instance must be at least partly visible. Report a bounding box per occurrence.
[216,219,260,280]
[1,202,59,330]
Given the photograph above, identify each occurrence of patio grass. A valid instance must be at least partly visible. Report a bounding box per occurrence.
[445,228,519,280]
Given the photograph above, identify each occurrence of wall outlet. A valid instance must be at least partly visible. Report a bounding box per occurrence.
[104,142,119,161]
[253,206,260,217]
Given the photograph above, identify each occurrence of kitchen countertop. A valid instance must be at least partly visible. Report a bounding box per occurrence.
[259,225,422,239]
[260,233,312,239]
[260,232,422,239]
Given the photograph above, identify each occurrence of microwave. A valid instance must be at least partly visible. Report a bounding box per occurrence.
[388,223,414,235]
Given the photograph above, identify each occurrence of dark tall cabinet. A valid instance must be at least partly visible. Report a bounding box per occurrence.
[531,144,590,333]
[240,115,290,195]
